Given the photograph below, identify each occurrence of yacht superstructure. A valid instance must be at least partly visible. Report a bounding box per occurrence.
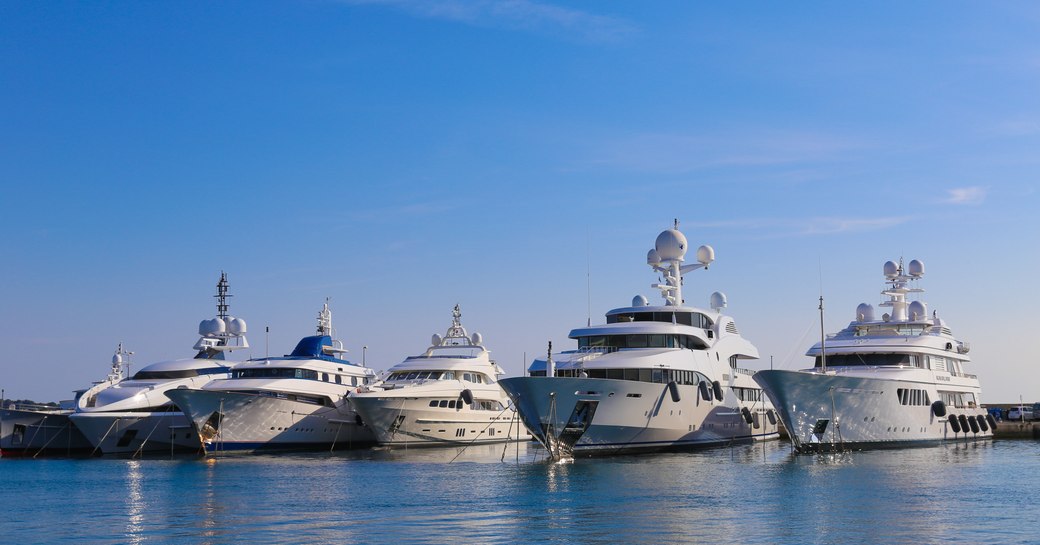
[167,302,376,453]
[349,305,528,447]
[499,222,779,458]
[70,273,248,455]
[754,259,994,452]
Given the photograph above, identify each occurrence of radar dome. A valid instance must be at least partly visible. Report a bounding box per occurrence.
[655,229,688,260]
[696,245,715,265]
[908,301,928,321]
[199,318,226,336]
[710,291,727,310]
[856,303,875,322]
[646,249,661,267]
[112,352,123,365]
[432,334,442,346]
[908,259,925,277]
[883,260,899,278]
[471,332,483,346]
[632,294,649,307]
[226,316,247,335]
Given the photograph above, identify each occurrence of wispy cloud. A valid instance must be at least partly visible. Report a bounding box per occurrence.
[578,130,868,174]
[797,216,909,236]
[683,216,911,239]
[944,186,987,205]
[342,0,637,43]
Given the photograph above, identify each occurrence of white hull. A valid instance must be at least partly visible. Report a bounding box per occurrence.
[349,395,529,446]
[69,411,201,455]
[167,389,375,453]
[500,376,778,456]
[1,409,93,456]
[754,369,993,452]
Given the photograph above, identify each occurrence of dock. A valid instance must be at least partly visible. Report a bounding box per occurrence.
[993,421,1040,439]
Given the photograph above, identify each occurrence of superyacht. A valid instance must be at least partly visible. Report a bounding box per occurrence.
[167,302,376,453]
[70,273,248,455]
[754,259,994,452]
[350,305,527,447]
[499,221,779,458]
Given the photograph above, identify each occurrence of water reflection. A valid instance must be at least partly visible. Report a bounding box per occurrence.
[124,460,144,545]
[3,439,1038,544]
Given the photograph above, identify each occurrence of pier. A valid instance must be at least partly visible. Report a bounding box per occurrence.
[993,421,1040,439]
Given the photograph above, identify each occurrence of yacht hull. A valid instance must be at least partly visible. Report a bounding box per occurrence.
[167,389,375,453]
[754,369,993,453]
[349,394,529,447]
[499,377,777,456]
[0,409,93,457]
[69,411,201,455]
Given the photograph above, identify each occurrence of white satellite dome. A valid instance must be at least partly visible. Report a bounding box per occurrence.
[856,303,875,322]
[199,317,226,336]
[908,259,925,277]
[908,301,928,321]
[655,229,688,260]
[646,249,662,267]
[112,352,123,365]
[632,294,649,307]
[226,316,247,335]
[883,260,899,278]
[710,291,727,310]
[432,334,442,346]
[471,332,483,346]
[696,245,715,265]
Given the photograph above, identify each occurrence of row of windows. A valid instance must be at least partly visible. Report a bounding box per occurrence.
[940,391,978,409]
[897,388,930,406]
[577,334,709,351]
[814,354,922,368]
[814,353,966,374]
[244,390,333,406]
[386,371,489,384]
[733,387,761,402]
[132,367,229,380]
[426,399,505,411]
[232,367,361,386]
[544,368,708,386]
[607,311,714,329]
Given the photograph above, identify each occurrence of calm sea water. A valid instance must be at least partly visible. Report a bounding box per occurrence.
[2,439,1037,545]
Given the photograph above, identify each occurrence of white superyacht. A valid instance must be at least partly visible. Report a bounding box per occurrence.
[349,305,528,447]
[753,259,994,452]
[167,302,376,453]
[70,273,249,455]
[499,222,779,458]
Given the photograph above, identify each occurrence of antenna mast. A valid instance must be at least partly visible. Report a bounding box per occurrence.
[819,296,827,372]
[215,271,230,319]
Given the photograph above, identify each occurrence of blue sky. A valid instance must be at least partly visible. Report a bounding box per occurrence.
[2,1,1037,403]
